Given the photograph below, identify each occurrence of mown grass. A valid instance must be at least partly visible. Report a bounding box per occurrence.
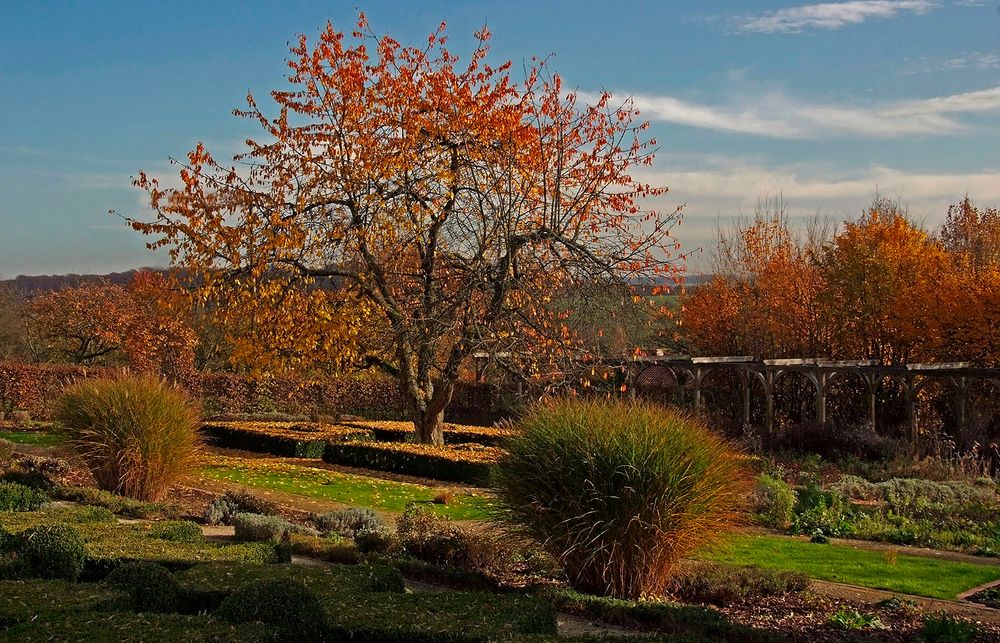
[198,456,493,521]
[701,534,1000,599]
[0,430,64,447]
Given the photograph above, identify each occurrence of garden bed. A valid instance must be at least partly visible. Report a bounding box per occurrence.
[340,419,515,447]
[201,421,373,458]
[321,440,501,486]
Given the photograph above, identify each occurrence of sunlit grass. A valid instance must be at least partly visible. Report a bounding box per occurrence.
[198,455,493,521]
[701,534,1000,599]
[0,430,64,447]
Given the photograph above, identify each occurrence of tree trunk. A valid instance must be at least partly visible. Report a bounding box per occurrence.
[409,381,454,446]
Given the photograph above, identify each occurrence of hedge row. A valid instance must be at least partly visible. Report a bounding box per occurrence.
[340,420,516,447]
[322,441,502,486]
[1,559,557,642]
[201,421,373,458]
[0,360,505,425]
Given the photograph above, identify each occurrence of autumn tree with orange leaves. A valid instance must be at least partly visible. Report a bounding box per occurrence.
[25,272,196,378]
[130,17,680,444]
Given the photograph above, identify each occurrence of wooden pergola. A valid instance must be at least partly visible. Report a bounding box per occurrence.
[618,352,1000,436]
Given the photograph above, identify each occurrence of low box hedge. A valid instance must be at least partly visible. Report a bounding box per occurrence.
[201,421,373,458]
[0,505,283,580]
[322,441,501,486]
[1,610,279,642]
[340,420,515,447]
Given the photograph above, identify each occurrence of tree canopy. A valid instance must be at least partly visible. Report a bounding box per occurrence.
[131,16,680,443]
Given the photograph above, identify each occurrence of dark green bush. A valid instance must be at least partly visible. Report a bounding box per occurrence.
[0,480,49,511]
[105,561,182,612]
[669,563,808,606]
[217,577,327,640]
[313,507,386,537]
[151,520,204,543]
[16,524,87,580]
[496,399,749,599]
[55,375,201,501]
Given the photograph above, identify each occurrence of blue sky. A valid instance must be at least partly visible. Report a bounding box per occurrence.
[1,0,998,276]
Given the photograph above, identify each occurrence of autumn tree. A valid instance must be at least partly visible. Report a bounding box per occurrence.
[0,282,29,361]
[25,273,196,377]
[130,17,678,444]
[682,197,826,358]
[817,198,953,364]
[939,196,1000,274]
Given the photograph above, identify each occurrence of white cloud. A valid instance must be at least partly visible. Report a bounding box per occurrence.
[635,158,1000,265]
[608,84,1000,139]
[732,1,936,34]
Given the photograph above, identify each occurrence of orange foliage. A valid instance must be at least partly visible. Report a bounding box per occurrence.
[26,271,196,378]
[683,196,1000,366]
[129,16,680,442]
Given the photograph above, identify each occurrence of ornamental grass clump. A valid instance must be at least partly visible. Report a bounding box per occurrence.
[495,398,749,600]
[55,375,201,501]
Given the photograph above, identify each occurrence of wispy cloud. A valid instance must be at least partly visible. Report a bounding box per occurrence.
[731,1,936,34]
[607,84,1000,139]
[633,157,1000,265]
[905,51,1000,73]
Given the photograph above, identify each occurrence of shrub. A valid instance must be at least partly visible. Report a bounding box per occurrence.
[0,481,48,511]
[105,561,182,612]
[288,532,361,564]
[540,587,740,640]
[201,421,371,458]
[396,505,518,578]
[216,577,326,640]
[313,507,386,538]
[16,524,86,580]
[669,563,808,606]
[495,398,749,599]
[340,419,514,447]
[54,485,176,518]
[916,613,981,643]
[151,520,203,543]
[0,438,14,465]
[354,528,402,556]
[751,474,795,530]
[204,489,278,526]
[54,375,201,501]
[232,512,312,542]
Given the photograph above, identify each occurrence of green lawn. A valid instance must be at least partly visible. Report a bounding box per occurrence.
[198,456,493,521]
[702,534,1000,600]
[0,430,64,447]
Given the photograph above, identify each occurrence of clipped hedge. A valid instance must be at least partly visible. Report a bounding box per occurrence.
[0,505,283,579]
[340,420,515,447]
[322,441,501,486]
[201,421,373,458]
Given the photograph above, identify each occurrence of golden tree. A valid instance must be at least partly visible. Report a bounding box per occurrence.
[130,17,679,444]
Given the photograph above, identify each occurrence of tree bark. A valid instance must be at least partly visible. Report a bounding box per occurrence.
[409,380,454,446]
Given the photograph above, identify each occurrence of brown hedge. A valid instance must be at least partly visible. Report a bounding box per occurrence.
[338,420,515,447]
[0,360,506,424]
[321,441,502,486]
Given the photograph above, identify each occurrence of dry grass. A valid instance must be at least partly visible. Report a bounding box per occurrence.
[54,375,201,501]
[495,398,751,600]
